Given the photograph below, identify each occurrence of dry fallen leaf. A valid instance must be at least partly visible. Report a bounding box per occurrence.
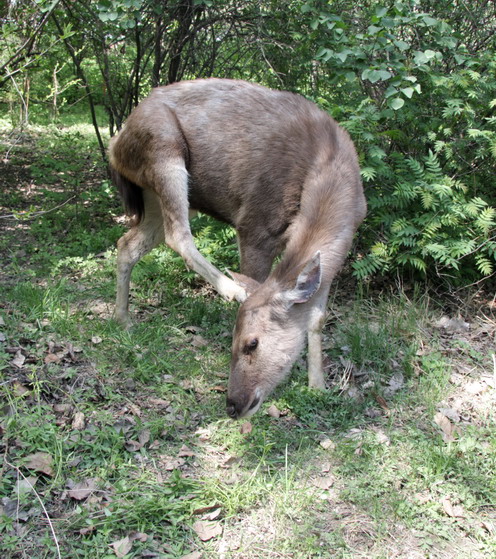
[44,352,61,364]
[434,412,455,442]
[12,350,26,369]
[53,403,72,414]
[438,407,460,423]
[111,536,132,558]
[320,438,336,451]
[240,422,252,435]
[465,381,485,395]
[321,461,331,473]
[312,475,335,490]
[434,316,470,333]
[125,440,143,452]
[193,504,223,516]
[13,381,30,397]
[129,531,148,542]
[149,397,171,408]
[373,392,390,413]
[195,428,211,442]
[178,445,196,457]
[138,429,151,446]
[267,404,281,418]
[192,520,223,541]
[191,335,209,348]
[384,371,404,397]
[180,379,194,391]
[375,430,391,446]
[91,336,103,344]
[441,497,465,518]
[481,520,495,534]
[180,552,202,559]
[24,452,54,476]
[68,478,97,501]
[161,456,185,471]
[128,403,142,417]
[210,385,227,392]
[72,412,86,431]
[220,455,240,469]
[15,476,38,495]
[204,508,222,521]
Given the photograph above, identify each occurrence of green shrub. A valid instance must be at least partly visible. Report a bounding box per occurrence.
[303,0,496,284]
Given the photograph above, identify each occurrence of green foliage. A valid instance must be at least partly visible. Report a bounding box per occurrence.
[300,0,496,283]
[1,0,495,286]
[190,214,239,271]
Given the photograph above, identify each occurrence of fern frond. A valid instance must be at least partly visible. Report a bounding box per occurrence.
[352,255,385,278]
[432,182,453,198]
[475,254,494,276]
[405,158,425,180]
[475,207,496,233]
[425,150,443,177]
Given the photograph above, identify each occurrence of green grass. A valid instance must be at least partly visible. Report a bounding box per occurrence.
[1,119,495,558]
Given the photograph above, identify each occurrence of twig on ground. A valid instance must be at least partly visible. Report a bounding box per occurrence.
[4,458,62,559]
[0,195,77,220]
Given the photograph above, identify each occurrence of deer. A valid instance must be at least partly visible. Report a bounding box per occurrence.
[109,78,366,419]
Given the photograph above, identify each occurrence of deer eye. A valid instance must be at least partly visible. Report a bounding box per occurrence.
[243,338,259,355]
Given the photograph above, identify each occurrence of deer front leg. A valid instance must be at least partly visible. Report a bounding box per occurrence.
[307,328,326,389]
[156,161,247,303]
[306,291,329,389]
[178,240,248,302]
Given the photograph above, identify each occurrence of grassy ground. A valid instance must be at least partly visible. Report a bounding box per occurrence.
[1,117,495,559]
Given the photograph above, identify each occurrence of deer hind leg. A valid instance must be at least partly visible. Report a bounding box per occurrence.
[115,190,164,327]
[154,159,247,303]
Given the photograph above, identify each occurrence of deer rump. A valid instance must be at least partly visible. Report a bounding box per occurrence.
[110,78,366,419]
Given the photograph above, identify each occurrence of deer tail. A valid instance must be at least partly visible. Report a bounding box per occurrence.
[110,166,145,225]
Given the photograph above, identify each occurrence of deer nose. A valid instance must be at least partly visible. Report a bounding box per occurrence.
[226,395,261,419]
[226,398,239,419]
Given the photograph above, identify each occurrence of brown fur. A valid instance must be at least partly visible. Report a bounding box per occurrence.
[110,78,366,418]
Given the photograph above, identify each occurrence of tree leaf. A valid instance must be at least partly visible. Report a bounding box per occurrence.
[67,478,97,501]
[240,422,252,434]
[111,536,132,558]
[267,404,281,418]
[192,520,223,541]
[24,452,54,476]
[401,87,415,99]
[312,475,335,490]
[12,350,26,368]
[389,97,405,110]
[434,412,455,442]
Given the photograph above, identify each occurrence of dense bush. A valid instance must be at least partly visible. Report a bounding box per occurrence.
[303,0,496,283]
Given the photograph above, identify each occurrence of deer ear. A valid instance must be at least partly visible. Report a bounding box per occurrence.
[281,251,322,306]
[228,271,261,297]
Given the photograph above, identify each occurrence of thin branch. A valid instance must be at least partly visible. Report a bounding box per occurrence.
[0,196,77,220]
[0,0,63,75]
[7,71,29,124]
[4,458,62,559]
